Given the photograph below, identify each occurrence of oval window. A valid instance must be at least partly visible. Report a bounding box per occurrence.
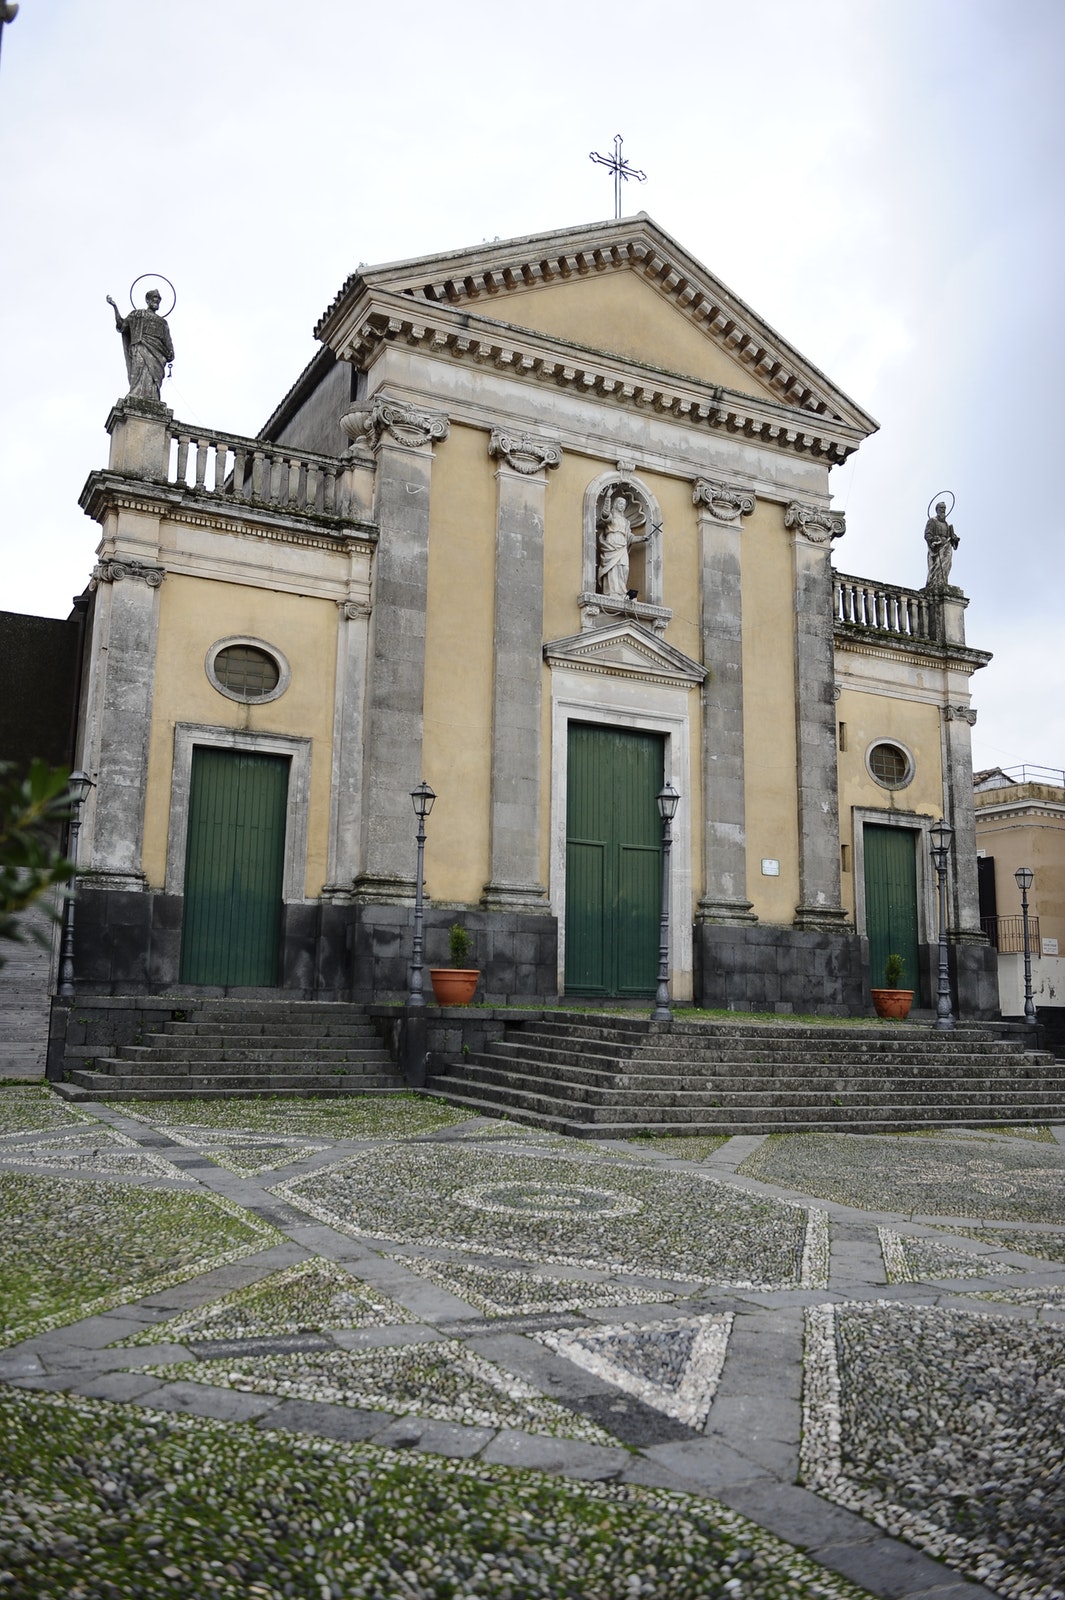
[868,741,913,790]
[206,639,289,704]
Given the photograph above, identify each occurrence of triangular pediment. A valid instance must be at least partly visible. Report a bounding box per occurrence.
[316,216,876,437]
[544,621,706,687]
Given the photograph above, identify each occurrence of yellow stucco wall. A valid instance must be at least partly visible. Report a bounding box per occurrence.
[421,422,496,901]
[141,572,338,893]
[834,686,945,917]
[742,506,800,921]
[493,273,780,401]
[973,795,1065,946]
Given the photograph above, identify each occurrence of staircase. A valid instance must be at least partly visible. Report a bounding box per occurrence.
[58,1000,405,1101]
[427,1012,1065,1137]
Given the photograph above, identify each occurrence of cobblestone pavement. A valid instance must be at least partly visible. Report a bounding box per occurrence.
[2,1087,1064,1599]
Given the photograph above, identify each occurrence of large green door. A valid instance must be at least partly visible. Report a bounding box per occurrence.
[565,724,663,996]
[863,824,920,995]
[180,748,289,986]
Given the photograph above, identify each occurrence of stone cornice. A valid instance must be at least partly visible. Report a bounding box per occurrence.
[326,291,868,466]
[79,470,377,553]
[833,629,993,676]
[544,620,706,687]
[315,215,877,438]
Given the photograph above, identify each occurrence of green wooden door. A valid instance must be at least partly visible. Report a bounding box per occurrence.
[863,824,920,995]
[180,748,289,986]
[565,724,663,996]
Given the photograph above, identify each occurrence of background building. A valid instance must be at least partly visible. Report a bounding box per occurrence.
[63,217,997,1016]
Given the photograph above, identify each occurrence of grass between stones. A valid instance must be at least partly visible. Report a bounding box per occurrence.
[0,1172,283,1346]
[739,1131,1065,1223]
[121,1093,470,1140]
[0,1085,94,1137]
[0,1387,877,1599]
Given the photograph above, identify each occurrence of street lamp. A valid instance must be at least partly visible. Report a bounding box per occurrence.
[928,817,955,1032]
[57,770,94,1003]
[651,782,680,1023]
[1014,866,1036,1028]
[406,781,436,1009]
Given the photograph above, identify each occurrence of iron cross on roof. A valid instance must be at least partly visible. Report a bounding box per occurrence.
[589,134,647,220]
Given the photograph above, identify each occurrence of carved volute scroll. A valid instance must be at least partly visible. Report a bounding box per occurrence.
[488,429,562,476]
[90,559,166,590]
[692,478,756,525]
[340,397,449,453]
[784,500,846,545]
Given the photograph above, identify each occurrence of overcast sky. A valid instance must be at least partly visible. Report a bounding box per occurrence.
[1,0,1061,775]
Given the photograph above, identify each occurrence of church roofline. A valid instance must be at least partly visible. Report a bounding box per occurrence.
[314,215,878,440]
[326,286,870,465]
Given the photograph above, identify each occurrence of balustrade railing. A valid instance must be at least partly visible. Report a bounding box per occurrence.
[167,424,351,521]
[833,573,934,641]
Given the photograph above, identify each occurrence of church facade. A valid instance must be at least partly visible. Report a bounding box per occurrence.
[68,217,997,1015]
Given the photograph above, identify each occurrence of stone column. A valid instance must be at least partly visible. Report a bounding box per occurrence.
[785,501,850,930]
[351,399,449,902]
[79,558,166,887]
[481,430,562,911]
[693,479,757,923]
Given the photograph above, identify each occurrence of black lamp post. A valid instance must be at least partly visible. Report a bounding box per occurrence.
[1014,866,1036,1028]
[56,770,94,1003]
[928,817,955,1032]
[406,781,436,1009]
[651,782,680,1023]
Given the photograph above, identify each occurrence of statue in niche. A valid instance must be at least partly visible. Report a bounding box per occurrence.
[597,492,648,597]
[106,288,174,402]
[923,500,959,589]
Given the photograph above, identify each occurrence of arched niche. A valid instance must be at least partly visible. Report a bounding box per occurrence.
[579,470,672,634]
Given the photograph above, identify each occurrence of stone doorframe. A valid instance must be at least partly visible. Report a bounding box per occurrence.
[850,806,938,951]
[164,723,313,902]
[548,672,696,1001]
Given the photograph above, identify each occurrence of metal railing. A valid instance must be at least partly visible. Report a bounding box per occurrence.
[981,914,1041,954]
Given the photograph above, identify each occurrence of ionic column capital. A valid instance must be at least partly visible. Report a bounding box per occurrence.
[90,559,166,589]
[340,397,449,453]
[785,500,845,544]
[693,478,755,524]
[488,429,562,476]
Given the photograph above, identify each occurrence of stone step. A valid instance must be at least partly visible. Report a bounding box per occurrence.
[66,1067,405,1096]
[448,1062,1065,1111]
[113,1043,392,1065]
[482,1039,1046,1077]
[502,1026,1033,1061]
[428,1073,1065,1129]
[159,1022,383,1040]
[56,1079,407,1103]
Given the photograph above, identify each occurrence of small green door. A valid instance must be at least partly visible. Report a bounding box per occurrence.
[864,824,920,996]
[565,724,663,996]
[180,748,289,986]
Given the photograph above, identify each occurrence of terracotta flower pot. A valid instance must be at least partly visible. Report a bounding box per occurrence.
[429,968,480,1006]
[871,987,914,1020]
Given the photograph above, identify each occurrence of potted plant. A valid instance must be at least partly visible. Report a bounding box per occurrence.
[429,922,480,1006]
[871,952,914,1020]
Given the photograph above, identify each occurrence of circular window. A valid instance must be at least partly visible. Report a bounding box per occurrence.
[206,638,290,704]
[867,741,914,790]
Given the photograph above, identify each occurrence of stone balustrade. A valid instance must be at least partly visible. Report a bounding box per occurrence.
[167,424,350,520]
[833,573,933,640]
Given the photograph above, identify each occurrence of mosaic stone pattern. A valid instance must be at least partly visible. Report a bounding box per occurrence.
[0,1128,191,1182]
[147,1125,327,1176]
[396,1254,674,1317]
[0,1087,94,1137]
[118,1257,417,1346]
[740,1131,1065,1223]
[803,1301,1065,1598]
[122,1095,468,1140]
[147,1341,622,1444]
[878,1229,1031,1284]
[275,1145,823,1289]
[536,1314,733,1428]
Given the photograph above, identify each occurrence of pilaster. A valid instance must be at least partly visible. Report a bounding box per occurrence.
[353,399,449,903]
[941,702,985,938]
[79,558,166,888]
[692,478,757,924]
[323,597,372,899]
[785,501,849,931]
[481,430,560,911]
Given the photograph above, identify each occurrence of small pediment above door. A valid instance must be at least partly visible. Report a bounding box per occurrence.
[544,621,706,687]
